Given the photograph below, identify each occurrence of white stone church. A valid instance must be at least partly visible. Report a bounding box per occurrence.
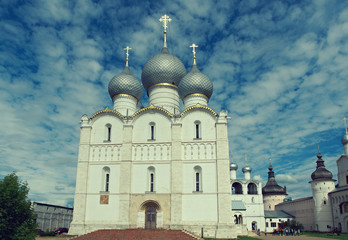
[68,15,255,238]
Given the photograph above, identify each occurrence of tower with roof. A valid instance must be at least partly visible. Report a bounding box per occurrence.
[310,151,335,231]
[328,118,348,232]
[262,161,287,210]
[230,155,265,232]
[69,15,244,238]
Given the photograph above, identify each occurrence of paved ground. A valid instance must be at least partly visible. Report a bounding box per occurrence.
[36,236,73,240]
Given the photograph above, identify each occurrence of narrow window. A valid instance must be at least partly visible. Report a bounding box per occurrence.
[196,172,200,191]
[149,122,155,140]
[151,125,154,140]
[194,121,201,139]
[194,166,202,192]
[150,173,154,192]
[147,166,155,193]
[105,173,110,192]
[105,124,112,142]
[346,175,348,184]
[102,167,110,192]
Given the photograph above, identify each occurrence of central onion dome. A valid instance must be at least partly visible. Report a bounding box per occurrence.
[108,65,143,101]
[311,152,333,180]
[179,63,213,100]
[141,47,187,92]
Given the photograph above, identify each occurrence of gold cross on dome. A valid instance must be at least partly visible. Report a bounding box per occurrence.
[159,14,172,32]
[190,43,198,56]
[244,154,248,166]
[344,117,347,134]
[124,46,131,66]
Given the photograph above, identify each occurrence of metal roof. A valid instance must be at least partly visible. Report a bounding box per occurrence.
[232,200,246,210]
[264,210,294,219]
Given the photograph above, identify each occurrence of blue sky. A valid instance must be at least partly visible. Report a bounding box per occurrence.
[1,0,348,207]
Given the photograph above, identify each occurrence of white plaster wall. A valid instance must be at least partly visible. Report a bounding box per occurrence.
[181,111,216,141]
[330,190,348,233]
[182,194,218,221]
[113,95,137,116]
[263,195,285,210]
[183,95,208,109]
[132,112,172,142]
[337,156,348,187]
[85,195,120,222]
[87,164,121,193]
[148,86,180,114]
[183,163,216,193]
[311,180,335,231]
[90,116,124,144]
[276,197,315,231]
[131,163,170,193]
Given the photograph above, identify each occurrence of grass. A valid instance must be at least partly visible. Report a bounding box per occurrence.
[302,231,348,239]
[204,237,259,240]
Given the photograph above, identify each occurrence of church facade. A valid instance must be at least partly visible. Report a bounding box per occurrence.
[69,15,246,238]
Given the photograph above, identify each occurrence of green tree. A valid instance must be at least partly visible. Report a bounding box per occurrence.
[0,172,37,240]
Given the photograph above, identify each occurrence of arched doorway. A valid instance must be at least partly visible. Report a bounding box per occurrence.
[145,206,156,229]
[252,221,257,230]
[140,201,161,229]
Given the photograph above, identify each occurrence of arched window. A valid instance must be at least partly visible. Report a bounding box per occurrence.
[194,121,201,139]
[147,167,155,192]
[149,122,156,140]
[102,167,110,192]
[194,166,202,192]
[247,183,258,194]
[232,182,243,194]
[105,124,112,141]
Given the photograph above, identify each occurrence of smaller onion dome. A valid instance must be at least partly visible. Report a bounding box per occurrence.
[178,44,213,100]
[179,65,213,100]
[311,152,333,181]
[242,166,252,173]
[108,66,143,101]
[230,162,238,171]
[342,133,348,145]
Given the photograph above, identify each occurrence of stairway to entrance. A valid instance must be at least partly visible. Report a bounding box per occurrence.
[72,229,202,240]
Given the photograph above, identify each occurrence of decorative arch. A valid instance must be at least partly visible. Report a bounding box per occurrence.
[194,166,202,192]
[140,200,161,211]
[147,166,156,192]
[102,167,110,192]
[247,182,258,194]
[232,182,243,194]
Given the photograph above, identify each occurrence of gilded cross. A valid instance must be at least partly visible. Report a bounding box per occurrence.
[344,117,347,134]
[124,46,131,66]
[190,43,198,65]
[159,14,172,32]
[244,154,248,166]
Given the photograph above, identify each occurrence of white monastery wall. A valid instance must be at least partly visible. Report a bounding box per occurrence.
[182,163,216,193]
[276,197,315,231]
[131,163,170,193]
[90,115,123,144]
[85,195,120,222]
[337,156,348,187]
[263,195,285,210]
[182,194,218,221]
[330,191,348,233]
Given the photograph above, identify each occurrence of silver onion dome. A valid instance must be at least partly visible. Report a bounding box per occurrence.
[141,47,187,92]
[108,66,143,101]
[178,64,213,100]
[342,134,348,145]
[242,166,252,173]
[230,162,238,171]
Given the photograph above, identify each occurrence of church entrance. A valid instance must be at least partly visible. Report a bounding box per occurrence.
[145,206,157,229]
